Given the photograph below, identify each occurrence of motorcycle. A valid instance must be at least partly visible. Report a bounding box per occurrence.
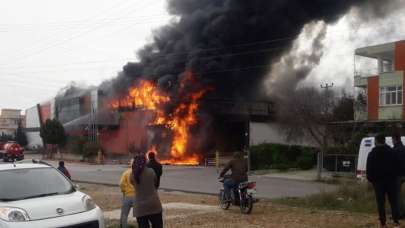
[218,176,257,214]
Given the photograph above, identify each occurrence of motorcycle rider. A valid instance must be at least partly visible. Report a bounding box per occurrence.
[219,151,248,201]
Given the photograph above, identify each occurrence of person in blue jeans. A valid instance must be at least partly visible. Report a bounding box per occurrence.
[219,151,248,201]
[119,159,135,228]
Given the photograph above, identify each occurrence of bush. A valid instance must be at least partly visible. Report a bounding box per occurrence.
[64,136,86,154]
[250,143,316,171]
[326,145,350,155]
[297,153,314,170]
[83,142,100,159]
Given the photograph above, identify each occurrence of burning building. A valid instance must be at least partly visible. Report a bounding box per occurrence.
[26,0,399,163]
[105,71,274,164]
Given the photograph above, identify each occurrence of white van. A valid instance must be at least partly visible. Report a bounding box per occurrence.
[356,136,405,179]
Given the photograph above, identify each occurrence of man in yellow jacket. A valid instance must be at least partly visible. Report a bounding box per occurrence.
[119,158,135,228]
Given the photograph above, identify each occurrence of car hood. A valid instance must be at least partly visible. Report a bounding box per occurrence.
[0,191,88,220]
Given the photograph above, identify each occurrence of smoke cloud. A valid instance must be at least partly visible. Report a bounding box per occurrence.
[264,0,404,99]
[265,21,327,99]
[100,0,395,101]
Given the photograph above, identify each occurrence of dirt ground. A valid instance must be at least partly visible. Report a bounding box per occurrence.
[79,183,383,228]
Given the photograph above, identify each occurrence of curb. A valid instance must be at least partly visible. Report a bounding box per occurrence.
[73,179,218,196]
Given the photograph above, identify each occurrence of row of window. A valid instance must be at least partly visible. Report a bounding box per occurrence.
[380,85,403,106]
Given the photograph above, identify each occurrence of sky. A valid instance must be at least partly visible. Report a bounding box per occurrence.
[0,0,404,111]
[0,0,170,110]
[303,6,405,91]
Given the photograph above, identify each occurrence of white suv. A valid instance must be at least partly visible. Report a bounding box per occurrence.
[0,161,105,228]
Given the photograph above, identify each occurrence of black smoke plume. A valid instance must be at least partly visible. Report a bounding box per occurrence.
[100,0,393,101]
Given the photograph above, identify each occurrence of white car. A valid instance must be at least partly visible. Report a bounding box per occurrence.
[356,136,405,179]
[0,161,105,228]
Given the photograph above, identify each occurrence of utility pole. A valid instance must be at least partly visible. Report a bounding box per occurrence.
[320,82,334,90]
[318,82,334,180]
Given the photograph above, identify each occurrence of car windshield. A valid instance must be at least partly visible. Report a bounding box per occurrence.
[0,167,74,201]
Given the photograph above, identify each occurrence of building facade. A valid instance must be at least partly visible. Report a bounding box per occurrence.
[354,40,405,121]
[0,109,23,137]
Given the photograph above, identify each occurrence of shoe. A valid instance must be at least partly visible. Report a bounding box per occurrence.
[393,222,400,228]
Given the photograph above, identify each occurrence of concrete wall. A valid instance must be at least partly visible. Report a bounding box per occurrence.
[0,109,22,136]
[367,76,379,120]
[25,106,43,149]
[395,40,405,71]
[25,106,41,128]
[379,106,403,120]
[378,71,403,119]
[0,109,21,118]
[26,132,43,149]
[249,122,316,147]
[379,71,403,86]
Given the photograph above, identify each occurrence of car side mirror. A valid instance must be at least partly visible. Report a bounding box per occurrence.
[74,184,80,190]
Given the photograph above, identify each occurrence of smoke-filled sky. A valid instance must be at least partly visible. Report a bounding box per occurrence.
[0,0,404,110]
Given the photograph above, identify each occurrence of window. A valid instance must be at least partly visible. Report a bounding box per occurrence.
[0,167,74,201]
[380,86,403,106]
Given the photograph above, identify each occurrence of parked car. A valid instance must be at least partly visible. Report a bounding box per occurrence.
[0,141,24,162]
[356,136,405,179]
[0,160,105,228]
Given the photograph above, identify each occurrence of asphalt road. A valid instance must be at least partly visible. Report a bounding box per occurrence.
[1,156,336,199]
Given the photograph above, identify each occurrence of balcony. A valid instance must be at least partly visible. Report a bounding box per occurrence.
[354,74,368,88]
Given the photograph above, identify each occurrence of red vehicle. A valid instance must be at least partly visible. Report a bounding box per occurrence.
[0,141,24,162]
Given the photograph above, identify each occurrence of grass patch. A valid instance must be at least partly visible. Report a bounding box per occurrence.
[273,180,379,214]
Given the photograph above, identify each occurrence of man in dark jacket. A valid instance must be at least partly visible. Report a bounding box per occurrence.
[393,132,405,219]
[367,134,400,227]
[147,152,162,188]
[219,151,248,201]
[57,160,71,180]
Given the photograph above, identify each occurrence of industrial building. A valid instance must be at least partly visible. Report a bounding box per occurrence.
[0,109,24,137]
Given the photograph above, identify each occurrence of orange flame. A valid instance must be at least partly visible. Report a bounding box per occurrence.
[111,72,208,165]
[111,80,170,110]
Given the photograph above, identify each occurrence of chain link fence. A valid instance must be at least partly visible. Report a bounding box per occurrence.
[323,154,357,174]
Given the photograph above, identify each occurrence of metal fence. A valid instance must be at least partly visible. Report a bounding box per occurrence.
[323,154,357,174]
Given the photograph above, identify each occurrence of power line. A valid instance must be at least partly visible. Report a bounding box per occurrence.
[0,44,286,73]
[0,14,168,29]
[0,0,134,57]
[0,58,133,70]
[0,0,149,67]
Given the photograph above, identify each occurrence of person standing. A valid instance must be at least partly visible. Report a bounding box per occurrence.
[119,159,135,228]
[57,160,71,180]
[131,154,163,228]
[393,132,405,219]
[367,133,400,228]
[147,152,162,188]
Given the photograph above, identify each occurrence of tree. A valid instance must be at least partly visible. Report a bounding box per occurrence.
[40,119,66,158]
[277,87,335,180]
[15,123,28,147]
[0,133,14,142]
[333,92,354,121]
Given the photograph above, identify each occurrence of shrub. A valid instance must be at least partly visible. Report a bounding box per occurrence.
[64,136,86,155]
[83,142,100,159]
[250,143,316,171]
[297,153,315,170]
[326,145,350,155]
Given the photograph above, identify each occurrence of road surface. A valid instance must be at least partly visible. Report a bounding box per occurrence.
[6,155,335,199]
